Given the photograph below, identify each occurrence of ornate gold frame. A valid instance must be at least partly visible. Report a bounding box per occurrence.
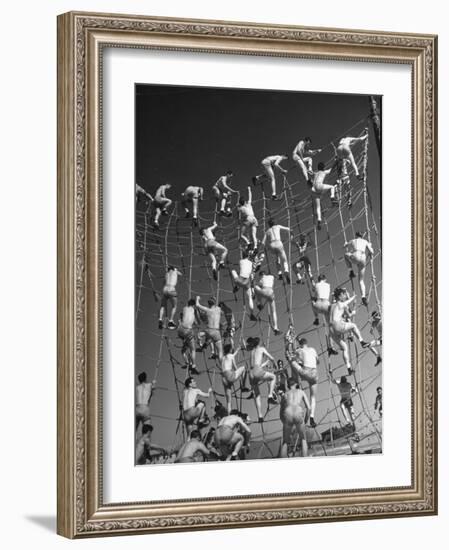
[57,11,438,538]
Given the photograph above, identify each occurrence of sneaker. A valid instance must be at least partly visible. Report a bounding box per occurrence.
[189,367,200,375]
[257,304,263,311]
[181,364,189,370]
[357,173,364,181]
[317,221,322,231]
[362,297,368,307]
[347,367,354,376]
[313,318,320,326]
[158,320,163,330]
[249,313,257,322]
[212,269,217,281]
[210,353,218,360]
[233,286,239,293]
[375,356,382,366]
[349,270,356,279]
[252,176,258,186]
[274,329,282,336]
[161,209,168,216]
[167,320,176,330]
[230,454,238,461]
[185,211,191,218]
[240,387,251,393]
[309,417,316,428]
[268,396,278,405]
[284,272,291,284]
[361,340,370,348]
[258,417,264,423]
[218,261,225,269]
[219,210,225,216]
[278,272,283,281]
[328,347,338,356]
[193,217,198,227]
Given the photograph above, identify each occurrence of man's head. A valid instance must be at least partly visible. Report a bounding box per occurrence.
[167,265,175,272]
[142,424,154,435]
[268,219,275,227]
[199,228,205,236]
[376,386,382,395]
[226,170,233,177]
[241,250,249,260]
[355,231,363,238]
[282,154,289,160]
[165,183,172,189]
[187,298,195,307]
[317,162,325,171]
[184,377,196,389]
[277,359,284,369]
[246,336,260,349]
[207,297,216,308]
[340,376,347,384]
[137,372,147,384]
[287,377,300,389]
[230,408,240,416]
[190,429,201,440]
[317,273,327,282]
[239,196,246,206]
[299,233,306,243]
[223,343,233,355]
[259,270,265,278]
[372,310,381,320]
[304,137,312,144]
[334,287,346,301]
[298,337,307,348]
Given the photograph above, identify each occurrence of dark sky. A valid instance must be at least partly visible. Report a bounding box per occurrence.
[135,84,382,458]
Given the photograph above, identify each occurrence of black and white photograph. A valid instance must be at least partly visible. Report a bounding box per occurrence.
[135,84,383,465]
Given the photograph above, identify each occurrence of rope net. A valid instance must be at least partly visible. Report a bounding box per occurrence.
[135,116,382,463]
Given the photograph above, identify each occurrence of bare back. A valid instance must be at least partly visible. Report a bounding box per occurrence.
[136,382,152,405]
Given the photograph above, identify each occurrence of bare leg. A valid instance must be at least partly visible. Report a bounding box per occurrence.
[215,340,223,361]
[278,247,289,272]
[252,383,262,419]
[269,299,279,332]
[349,322,363,342]
[294,156,309,181]
[347,149,359,176]
[159,303,165,322]
[208,252,217,271]
[344,252,353,270]
[263,163,276,196]
[214,242,228,265]
[168,296,177,322]
[251,225,257,248]
[240,225,250,246]
[192,197,198,219]
[280,424,292,458]
[245,288,254,312]
[314,196,322,223]
[225,386,232,414]
[228,433,244,460]
[220,196,226,212]
[309,383,317,419]
[264,372,276,398]
[358,265,366,297]
[340,403,351,424]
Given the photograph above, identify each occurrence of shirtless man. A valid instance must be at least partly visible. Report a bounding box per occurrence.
[252,154,289,200]
[158,266,182,330]
[175,430,211,463]
[330,373,358,426]
[344,231,374,306]
[231,252,254,312]
[310,162,338,230]
[135,424,166,465]
[220,345,246,414]
[292,137,322,183]
[294,234,313,284]
[214,410,251,460]
[253,270,281,335]
[247,337,277,422]
[374,386,383,418]
[336,132,368,180]
[287,338,319,428]
[181,185,204,225]
[329,288,369,375]
[279,377,311,458]
[199,222,228,280]
[212,171,238,216]
[237,187,258,250]
[261,219,291,283]
[196,296,224,361]
[182,377,212,437]
[153,183,172,229]
[136,183,153,203]
[135,372,156,434]
[178,298,198,374]
[311,274,331,326]
[368,310,382,366]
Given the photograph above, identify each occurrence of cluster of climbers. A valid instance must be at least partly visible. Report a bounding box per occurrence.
[135,130,383,464]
